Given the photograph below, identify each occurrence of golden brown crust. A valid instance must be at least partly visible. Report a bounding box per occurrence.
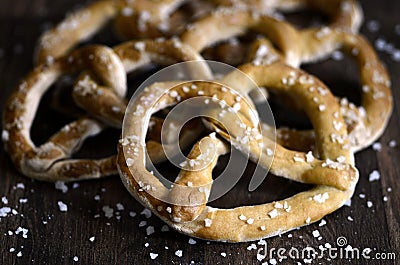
[3,45,125,181]
[117,70,358,242]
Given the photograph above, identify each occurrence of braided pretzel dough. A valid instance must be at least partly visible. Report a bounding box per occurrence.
[181,8,302,67]
[73,39,213,163]
[118,62,358,241]
[3,45,127,181]
[35,0,189,64]
[181,7,391,152]
[245,30,392,152]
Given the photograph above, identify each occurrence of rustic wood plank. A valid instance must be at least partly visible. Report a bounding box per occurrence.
[0,0,398,264]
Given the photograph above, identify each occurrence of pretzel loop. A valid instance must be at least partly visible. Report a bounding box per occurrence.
[3,45,126,181]
[72,39,213,163]
[118,63,358,241]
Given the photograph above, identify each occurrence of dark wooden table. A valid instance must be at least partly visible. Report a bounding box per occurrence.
[0,1,399,264]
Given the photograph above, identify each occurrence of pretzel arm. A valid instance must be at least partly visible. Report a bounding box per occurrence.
[3,45,125,181]
[169,135,229,222]
[35,0,117,64]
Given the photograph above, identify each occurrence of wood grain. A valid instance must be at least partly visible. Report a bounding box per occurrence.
[0,0,399,264]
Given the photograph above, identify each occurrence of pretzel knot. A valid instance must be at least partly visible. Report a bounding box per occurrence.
[3,45,128,181]
[180,6,392,153]
[35,0,362,64]
[118,62,359,242]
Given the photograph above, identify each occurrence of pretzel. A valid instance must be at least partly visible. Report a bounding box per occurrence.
[274,0,362,33]
[117,60,359,241]
[181,7,392,152]
[3,45,129,181]
[35,0,191,64]
[181,8,303,67]
[73,39,213,162]
[246,30,392,152]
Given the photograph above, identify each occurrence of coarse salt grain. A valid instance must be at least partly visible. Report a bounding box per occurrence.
[102,205,113,218]
[146,226,155,235]
[175,250,183,257]
[369,170,380,182]
[372,142,382,151]
[388,140,397,148]
[150,253,158,260]
[204,218,212,227]
[268,209,278,218]
[57,201,68,212]
[140,208,152,218]
[347,216,354,221]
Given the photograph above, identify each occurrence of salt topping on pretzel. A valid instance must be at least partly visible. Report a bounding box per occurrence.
[73,39,213,163]
[118,67,358,241]
[35,1,117,64]
[181,7,302,67]
[246,31,392,152]
[35,0,190,64]
[3,45,126,181]
[298,29,392,151]
[181,5,391,152]
[279,0,363,32]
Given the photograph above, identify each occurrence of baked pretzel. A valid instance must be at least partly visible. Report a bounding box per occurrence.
[181,7,392,152]
[35,0,190,64]
[246,30,392,152]
[3,45,127,181]
[118,62,358,241]
[181,8,302,67]
[73,39,213,162]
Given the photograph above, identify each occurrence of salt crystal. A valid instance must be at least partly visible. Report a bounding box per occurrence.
[369,170,380,182]
[367,20,380,32]
[312,230,320,238]
[146,226,155,235]
[102,205,113,218]
[175,250,183,257]
[347,216,354,221]
[58,201,68,212]
[204,218,212,227]
[388,140,397,148]
[372,142,382,151]
[116,203,124,211]
[55,181,68,193]
[268,209,278,218]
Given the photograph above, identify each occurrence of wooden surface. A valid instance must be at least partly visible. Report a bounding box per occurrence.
[0,0,399,264]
